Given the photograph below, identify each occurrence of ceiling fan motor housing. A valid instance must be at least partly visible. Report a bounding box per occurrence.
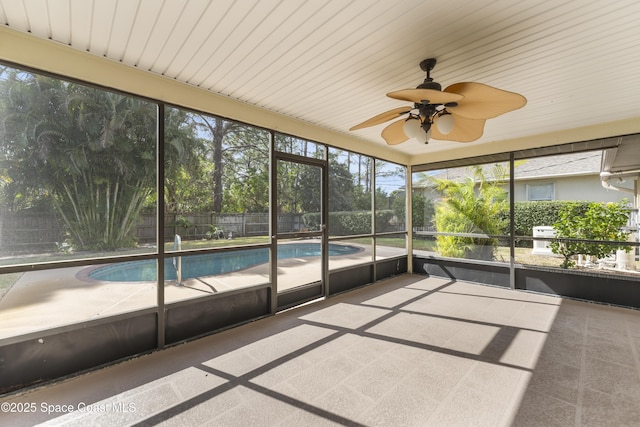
[417,80,442,91]
[418,58,441,92]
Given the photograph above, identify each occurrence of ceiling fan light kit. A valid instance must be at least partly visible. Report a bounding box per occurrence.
[435,113,455,134]
[350,58,527,145]
[403,116,423,139]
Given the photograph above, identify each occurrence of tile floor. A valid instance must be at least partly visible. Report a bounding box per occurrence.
[1,274,640,426]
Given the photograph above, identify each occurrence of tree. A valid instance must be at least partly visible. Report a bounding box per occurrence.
[276,160,317,215]
[328,155,355,212]
[0,68,159,250]
[220,125,270,213]
[550,200,631,268]
[163,107,209,213]
[223,165,269,213]
[432,165,508,260]
[191,114,240,213]
[163,111,271,216]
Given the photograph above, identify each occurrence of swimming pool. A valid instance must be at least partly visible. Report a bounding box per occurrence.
[88,243,360,282]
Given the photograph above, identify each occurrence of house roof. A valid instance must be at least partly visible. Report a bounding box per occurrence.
[1,1,640,165]
[515,151,602,180]
[416,151,603,186]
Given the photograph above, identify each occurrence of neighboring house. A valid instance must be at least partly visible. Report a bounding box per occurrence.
[414,150,634,204]
[510,151,632,203]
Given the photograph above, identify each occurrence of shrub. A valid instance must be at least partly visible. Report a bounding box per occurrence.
[302,212,322,231]
[550,200,631,268]
[340,213,371,234]
[305,211,371,235]
[303,210,400,236]
[498,201,591,247]
[175,215,193,228]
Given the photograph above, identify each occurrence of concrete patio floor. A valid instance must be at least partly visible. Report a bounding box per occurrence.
[2,274,640,426]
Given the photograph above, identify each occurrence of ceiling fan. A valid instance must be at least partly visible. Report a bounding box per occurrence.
[349,58,527,145]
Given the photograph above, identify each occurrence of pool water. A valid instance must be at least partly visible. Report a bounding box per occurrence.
[89,243,360,282]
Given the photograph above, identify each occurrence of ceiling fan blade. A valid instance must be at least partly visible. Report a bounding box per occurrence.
[387,88,463,105]
[431,114,486,142]
[444,82,526,120]
[381,119,409,145]
[349,107,412,130]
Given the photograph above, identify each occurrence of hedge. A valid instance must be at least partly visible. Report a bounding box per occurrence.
[303,210,398,235]
[305,202,596,241]
[495,201,592,246]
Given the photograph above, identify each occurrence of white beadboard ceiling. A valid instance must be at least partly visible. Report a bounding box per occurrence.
[1,0,640,160]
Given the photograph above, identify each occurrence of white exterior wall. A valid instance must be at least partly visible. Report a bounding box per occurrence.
[417,175,631,204]
[512,175,632,202]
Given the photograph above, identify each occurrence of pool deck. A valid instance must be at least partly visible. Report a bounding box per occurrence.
[0,242,403,339]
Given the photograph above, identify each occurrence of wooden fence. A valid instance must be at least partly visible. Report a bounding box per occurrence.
[161,212,302,241]
[0,212,65,252]
[0,212,302,252]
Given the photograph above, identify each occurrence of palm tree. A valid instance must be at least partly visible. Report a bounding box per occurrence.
[431,165,508,260]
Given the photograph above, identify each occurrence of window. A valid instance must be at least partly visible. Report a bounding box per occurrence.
[0,65,158,336]
[162,108,271,299]
[375,160,407,258]
[413,147,637,274]
[375,160,406,233]
[527,183,555,201]
[327,148,374,269]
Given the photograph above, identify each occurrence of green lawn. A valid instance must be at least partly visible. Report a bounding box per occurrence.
[412,238,437,251]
